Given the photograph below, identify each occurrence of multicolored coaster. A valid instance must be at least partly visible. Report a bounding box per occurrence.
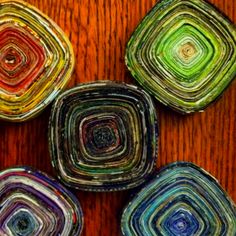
[126,0,236,113]
[0,0,74,121]
[49,81,158,191]
[0,167,83,236]
[121,162,236,236]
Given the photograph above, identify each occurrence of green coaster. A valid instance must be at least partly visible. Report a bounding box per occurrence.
[126,0,236,113]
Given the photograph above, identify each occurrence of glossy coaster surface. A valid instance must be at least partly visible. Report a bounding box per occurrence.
[49,81,158,191]
[126,0,236,113]
[0,167,83,236]
[0,0,74,121]
[121,162,236,236]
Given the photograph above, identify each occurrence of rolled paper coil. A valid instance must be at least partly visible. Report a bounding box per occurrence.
[0,167,83,236]
[0,0,74,121]
[49,81,159,191]
[121,162,236,236]
[126,0,236,113]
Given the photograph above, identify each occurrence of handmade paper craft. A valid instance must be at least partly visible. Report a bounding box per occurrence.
[0,0,74,121]
[0,167,83,235]
[126,0,236,113]
[121,162,236,235]
[49,81,158,191]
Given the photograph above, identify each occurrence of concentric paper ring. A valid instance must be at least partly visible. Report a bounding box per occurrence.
[0,167,83,236]
[121,162,236,236]
[49,81,158,191]
[0,0,74,121]
[126,0,236,113]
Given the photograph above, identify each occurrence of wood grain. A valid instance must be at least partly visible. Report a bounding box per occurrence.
[0,0,235,235]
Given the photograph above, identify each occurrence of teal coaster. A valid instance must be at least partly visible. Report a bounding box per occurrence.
[121,162,236,235]
[126,0,236,113]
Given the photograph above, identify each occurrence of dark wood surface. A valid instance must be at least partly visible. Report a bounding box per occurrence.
[0,0,235,235]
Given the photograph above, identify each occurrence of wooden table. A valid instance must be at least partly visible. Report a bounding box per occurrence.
[0,0,235,235]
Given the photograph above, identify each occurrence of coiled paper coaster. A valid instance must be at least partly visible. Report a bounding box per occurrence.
[126,0,236,113]
[49,81,158,191]
[0,167,83,236]
[0,0,74,121]
[121,162,236,236]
